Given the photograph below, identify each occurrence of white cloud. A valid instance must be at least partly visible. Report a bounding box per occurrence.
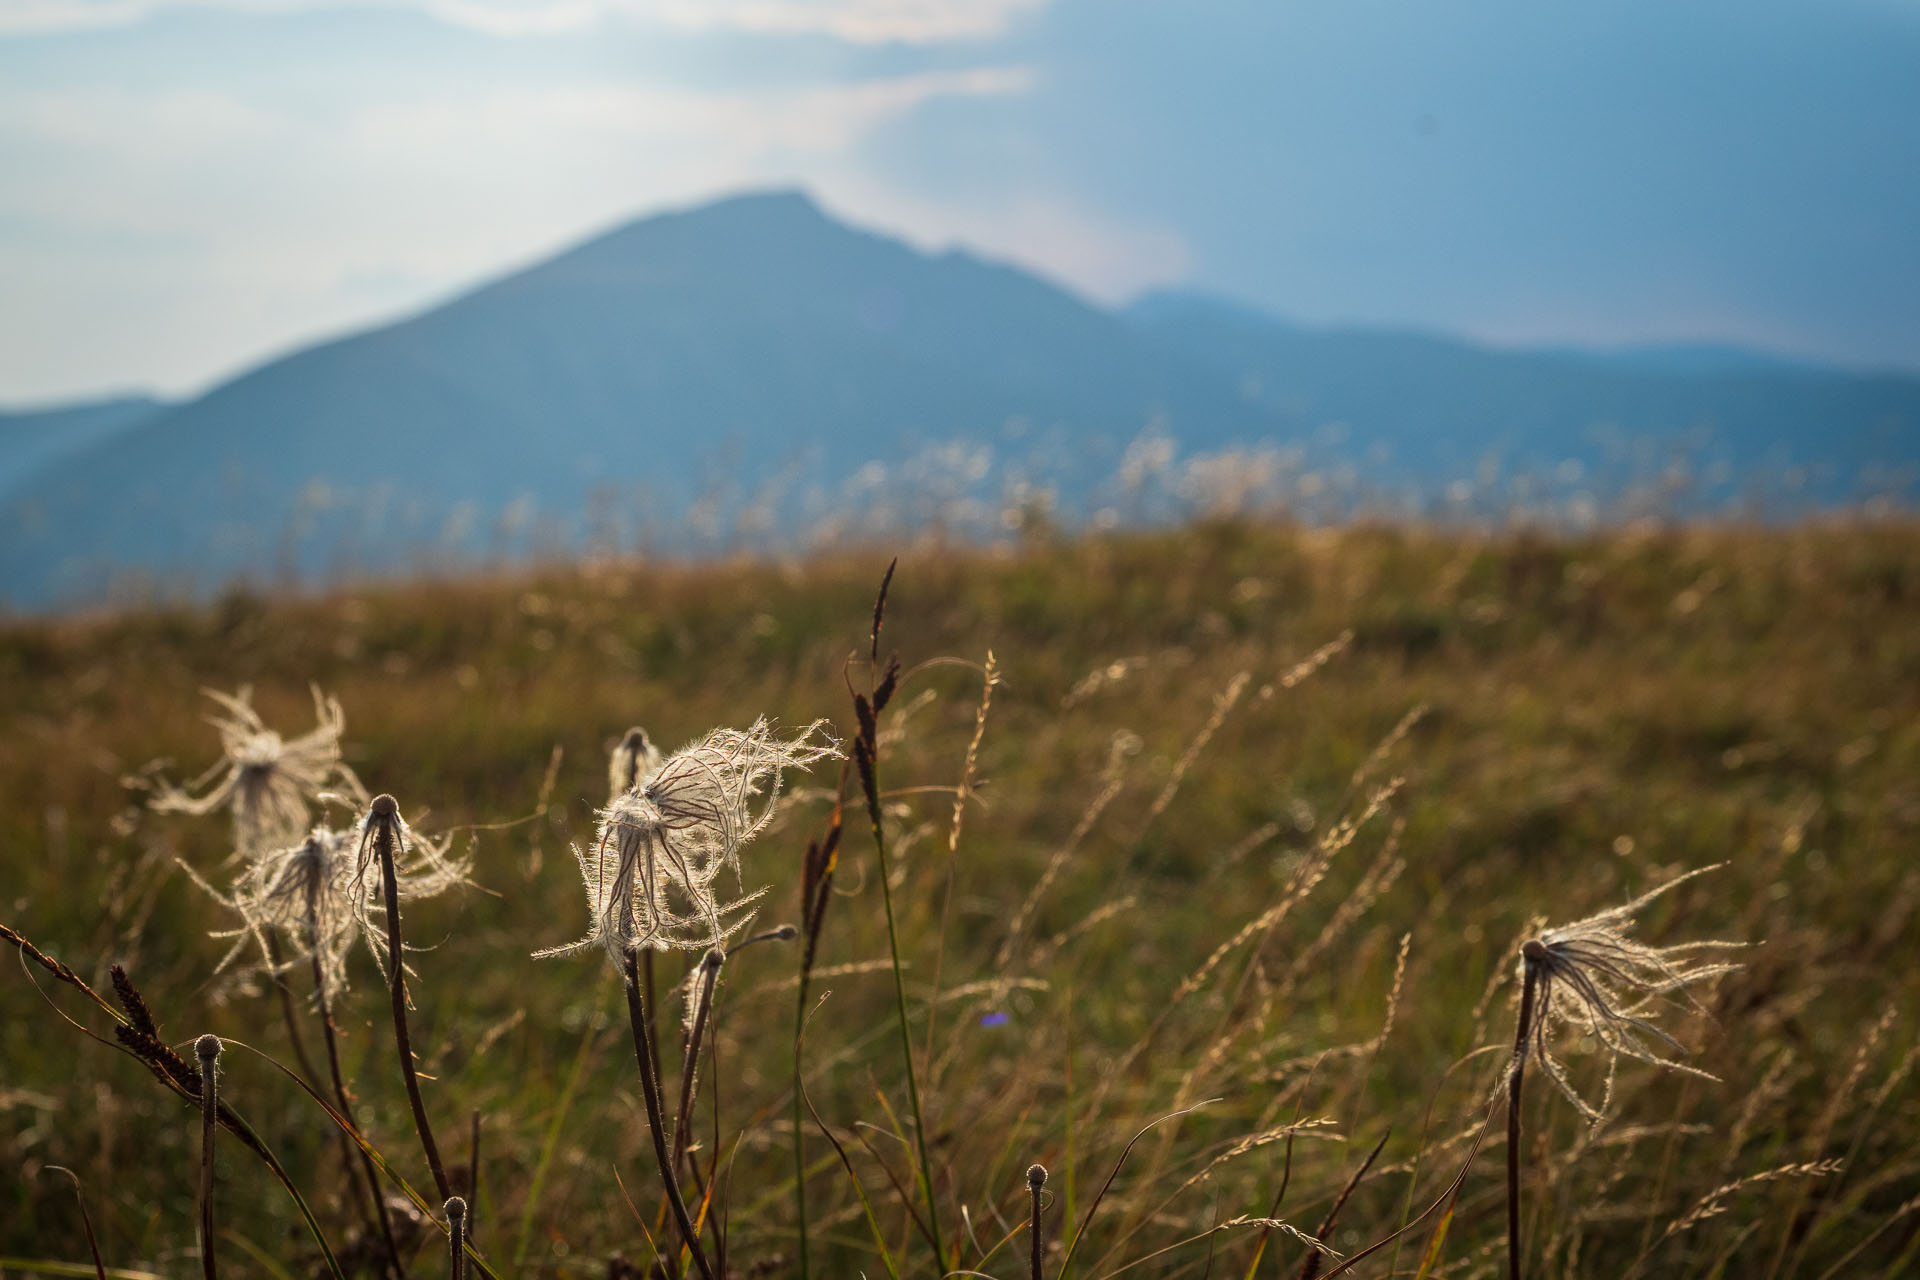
[0,64,1047,399]
[0,0,1049,42]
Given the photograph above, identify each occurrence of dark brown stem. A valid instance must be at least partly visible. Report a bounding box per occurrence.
[196,1035,221,1280]
[445,1196,468,1280]
[1299,1128,1391,1280]
[1028,1164,1048,1280]
[372,798,452,1201]
[672,948,725,1180]
[642,950,659,1070]
[623,951,715,1280]
[1507,956,1542,1280]
[312,951,404,1279]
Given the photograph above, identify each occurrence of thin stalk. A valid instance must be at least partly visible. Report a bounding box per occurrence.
[672,948,725,1180]
[792,966,814,1280]
[859,733,949,1273]
[1298,1129,1391,1280]
[369,796,453,1201]
[1028,1165,1048,1280]
[642,951,660,1068]
[793,801,844,1280]
[308,912,403,1279]
[623,951,716,1280]
[1507,955,1542,1280]
[445,1197,468,1280]
[196,1035,221,1280]
[467,1109,482,1245]
[43,1167,107,1280]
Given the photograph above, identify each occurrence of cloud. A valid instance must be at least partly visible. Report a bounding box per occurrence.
[344,65,1036,154]
[0,63,1043,398]
[0,0,1049,42]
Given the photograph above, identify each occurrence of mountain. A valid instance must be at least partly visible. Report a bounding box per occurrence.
[0,395,166,500]
[1,192,1278,607]
[4,192,1917,609]
[1126,290,1920,498]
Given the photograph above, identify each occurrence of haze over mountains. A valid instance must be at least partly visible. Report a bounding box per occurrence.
[3,190,1915,610]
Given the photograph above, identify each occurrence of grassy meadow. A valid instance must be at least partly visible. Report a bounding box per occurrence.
[2,518,1918,1279]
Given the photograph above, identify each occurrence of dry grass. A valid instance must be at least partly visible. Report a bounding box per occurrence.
[1,517,1917,1278]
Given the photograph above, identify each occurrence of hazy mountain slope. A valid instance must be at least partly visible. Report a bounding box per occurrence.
[1,193,1269,607]
[5,196,1918,611]
[1126,291,1920,496]
[0,395,166,500]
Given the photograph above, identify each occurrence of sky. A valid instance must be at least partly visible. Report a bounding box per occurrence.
[1,0,1917,405]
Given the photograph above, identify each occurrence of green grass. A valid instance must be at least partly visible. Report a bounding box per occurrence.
[2,518,1918,1278]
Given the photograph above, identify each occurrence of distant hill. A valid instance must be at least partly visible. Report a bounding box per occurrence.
[1124,291,1920,497]
[0,395,166,500]
[3,192,1916,609]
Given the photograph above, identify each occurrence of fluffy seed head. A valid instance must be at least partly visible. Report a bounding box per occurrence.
[1517,864,1741,1120]
[152,686,366,862]
[540,717,839,966]
[187,811,470,1001]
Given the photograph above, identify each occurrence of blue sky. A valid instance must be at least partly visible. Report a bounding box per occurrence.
[2,0,1916,404]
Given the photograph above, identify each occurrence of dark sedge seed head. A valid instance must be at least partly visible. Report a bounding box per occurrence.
[1027,1163,1048,1189]
[771,923,798,941]
[1522,939,1549,965]
[444,1196,467,1227]
[622,728,651,752]
[369,793,398,819]
[702,946,726,971]
[195,1034,222,1066]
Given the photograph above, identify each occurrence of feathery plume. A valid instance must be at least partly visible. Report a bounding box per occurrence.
[1516,863,1741,1121]
[540,718,839,965]
[153,686,366,862]
[1504,863,1740,1280]
[190,818,468,1000]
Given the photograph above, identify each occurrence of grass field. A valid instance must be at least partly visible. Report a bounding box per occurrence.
[2,518,1918,1279]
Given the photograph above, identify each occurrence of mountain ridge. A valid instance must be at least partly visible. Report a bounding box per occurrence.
[4,190,1915,610]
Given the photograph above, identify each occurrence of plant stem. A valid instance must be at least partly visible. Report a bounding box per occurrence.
[312,951,404,1279]
[862,744,949,1273]
[196,1035,221,1280]
[624,952,716,1280]
[673,949,725,1181]
[1029,1164,1048,1280]
[1507,958,1541,1280]
[445,1196,468,1280]
[373,802,452,1201]
[791,976,813,1280]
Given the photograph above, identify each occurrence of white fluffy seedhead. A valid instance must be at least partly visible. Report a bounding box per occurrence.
[541,717,839,967]
[1519,864,1742,1121]
[187,808,471,1001]
[609,726,665,801]
[152,686,367,863]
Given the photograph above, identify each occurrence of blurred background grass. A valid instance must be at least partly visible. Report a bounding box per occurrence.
[3,517,1918,1277]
